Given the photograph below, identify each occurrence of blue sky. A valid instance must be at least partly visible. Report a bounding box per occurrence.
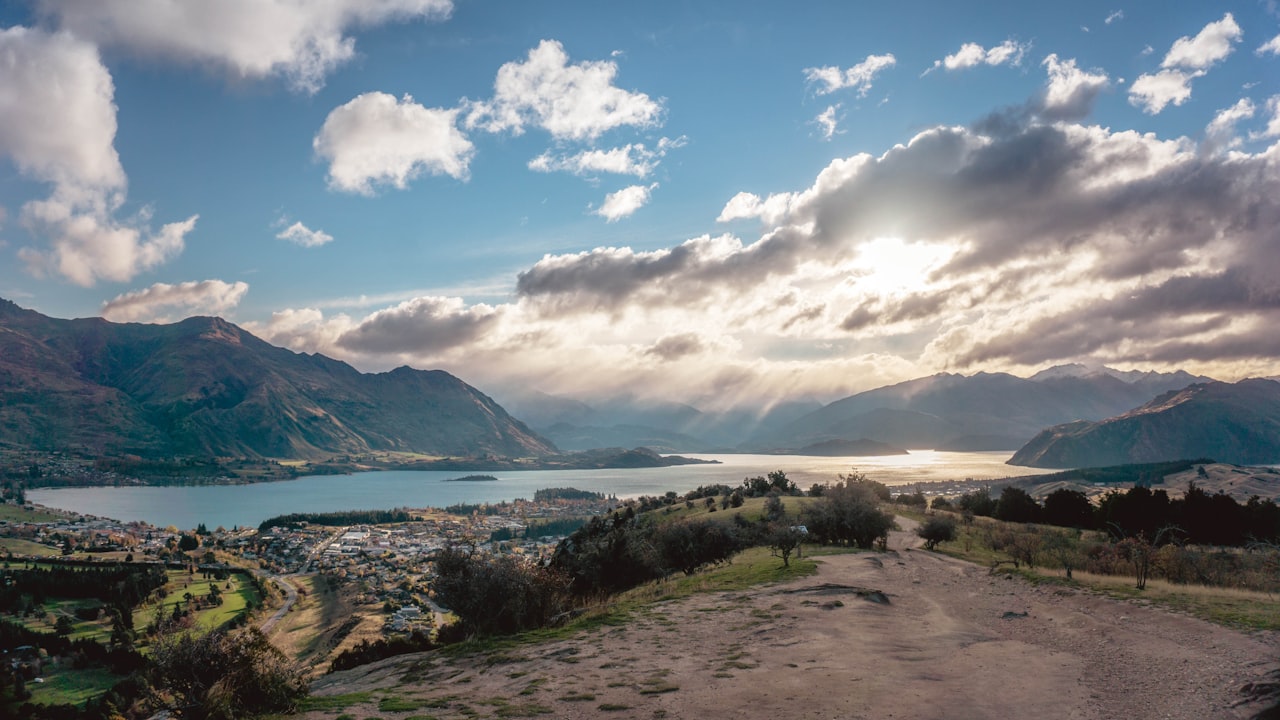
[2,1,1279,408]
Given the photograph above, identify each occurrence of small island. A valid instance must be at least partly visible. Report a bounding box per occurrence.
[444,474,499,482]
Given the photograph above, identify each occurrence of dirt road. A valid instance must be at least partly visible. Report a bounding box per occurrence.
[309,526,1279,719]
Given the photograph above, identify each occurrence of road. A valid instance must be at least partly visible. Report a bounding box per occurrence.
[259,526,346,635]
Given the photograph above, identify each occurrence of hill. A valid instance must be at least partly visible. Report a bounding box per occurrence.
[754,367,1209,452]
[1008,379,1280,468]
[0,299,555,460]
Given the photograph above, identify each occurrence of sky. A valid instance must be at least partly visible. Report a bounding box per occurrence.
[1,1,1279,411]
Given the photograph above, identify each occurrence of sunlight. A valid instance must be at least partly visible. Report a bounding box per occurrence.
[852,237,955,295]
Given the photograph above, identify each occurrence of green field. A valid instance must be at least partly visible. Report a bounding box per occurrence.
[0,504,61,523]
[0,537,60,556]
[158,569,260,630]
[25,667,122,707]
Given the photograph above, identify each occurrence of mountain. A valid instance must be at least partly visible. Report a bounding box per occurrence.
[754,367,1212,452]
[1008,379,1280,468]
[0,299,555,459]
[499,389,822,451]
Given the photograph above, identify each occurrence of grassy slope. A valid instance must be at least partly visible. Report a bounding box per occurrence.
[911,510,1280,631]
[0,504,61,523]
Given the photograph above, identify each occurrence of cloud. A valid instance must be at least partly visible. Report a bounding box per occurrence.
[804,54,896,97]
[1259,34,1280,56]
[1254,96,1280,140]
[276,220,334,248]
[335,296,499,354]
[254,78,1280,406]
[813,105,842,140]
[315,92,473,194]
[101,279,249,322]
[1039,54,1110,120]
[529,137,683,177]
[466,40,663,141]
[925,40,1030,74]
[1105,10,1125,25]
[1128,69,1201,114]
[0,27,197,286]
[644,333,707,361]
[1129,13,1241,114]
[594,184,656,222]
[1161,13,1242,70]
[1204,98,1255,152]
[38,0,453,94]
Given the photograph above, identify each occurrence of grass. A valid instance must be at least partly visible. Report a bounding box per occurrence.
[26,667,121,707]
[0,504,61,523]
[158,569,259,631]
[0,537,61,556]
[650,495,821,526]
[297,691,375,711]
[440,545,819,660]
[925,512,1280,631]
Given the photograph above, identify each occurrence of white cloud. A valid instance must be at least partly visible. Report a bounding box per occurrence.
[0,26,197,286]
[38,0,453,94]
[1259,34,1280,56]
[1105,10,1124,25]
[1253,96,1280,140]
[276,220,334,248]
[529,138,684,177]
[314,92,473,194]
[814,105,842,140]
[1161,13,1242,70]
[926,40,1029,74]
[1204,98,1255,152]
[466,40,663,141]
[1040,54,1110,119]
[1128,68,1201,114]
[336,296,499,354]
[804,54,896,97]
[1129,14,1242,115]
[594,184,656,222]
[101,279,249,322]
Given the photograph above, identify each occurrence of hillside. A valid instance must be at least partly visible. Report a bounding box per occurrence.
[0,299,555,460]
[1008,379,1280,468]
[755,367,1209,452]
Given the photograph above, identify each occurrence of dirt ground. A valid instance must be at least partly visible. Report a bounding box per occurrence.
[307,524,1280,720]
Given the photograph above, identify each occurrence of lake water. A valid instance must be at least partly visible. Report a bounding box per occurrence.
[27,451,1054,530]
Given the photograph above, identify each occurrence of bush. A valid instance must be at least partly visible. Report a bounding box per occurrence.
[916,515,957,550]
[957,488,997,517]
[994,487,1041,524]
[149,626,307,719]
[431,545,569,637]
[803,476,894,549]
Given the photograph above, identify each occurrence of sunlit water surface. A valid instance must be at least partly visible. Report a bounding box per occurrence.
[28,451,1055,530]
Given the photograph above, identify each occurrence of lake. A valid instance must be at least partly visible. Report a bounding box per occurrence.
[27,451,1055,530]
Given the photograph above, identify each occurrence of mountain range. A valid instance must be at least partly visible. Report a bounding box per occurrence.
[1009,379,1280,468]
[4,298,1276,470]
[0,299,554,459]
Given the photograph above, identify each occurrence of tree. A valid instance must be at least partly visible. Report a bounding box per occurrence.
[995,487,1041,524]
[768,524,805,567]
[958,488,997,517]
[763,492,785,522]
[803,477,894,549]
[916,514,957,551]
[432,544,570,636]
[149,626,307,719]
[55,614,75,636]
[1042,488,1095,529]
[178,534,199,552]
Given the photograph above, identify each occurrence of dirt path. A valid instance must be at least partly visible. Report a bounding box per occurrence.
[308,527,1279,720]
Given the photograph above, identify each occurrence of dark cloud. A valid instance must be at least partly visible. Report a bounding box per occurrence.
[644,333,707,361]
[337,297,498,354]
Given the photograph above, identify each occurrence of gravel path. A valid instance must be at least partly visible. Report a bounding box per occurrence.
[308,526,1279,720]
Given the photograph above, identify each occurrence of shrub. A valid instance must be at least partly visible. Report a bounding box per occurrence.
[149,626,307,719]
[916,515,957,550]
[803,477,894,549]
[431,545,569,637]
